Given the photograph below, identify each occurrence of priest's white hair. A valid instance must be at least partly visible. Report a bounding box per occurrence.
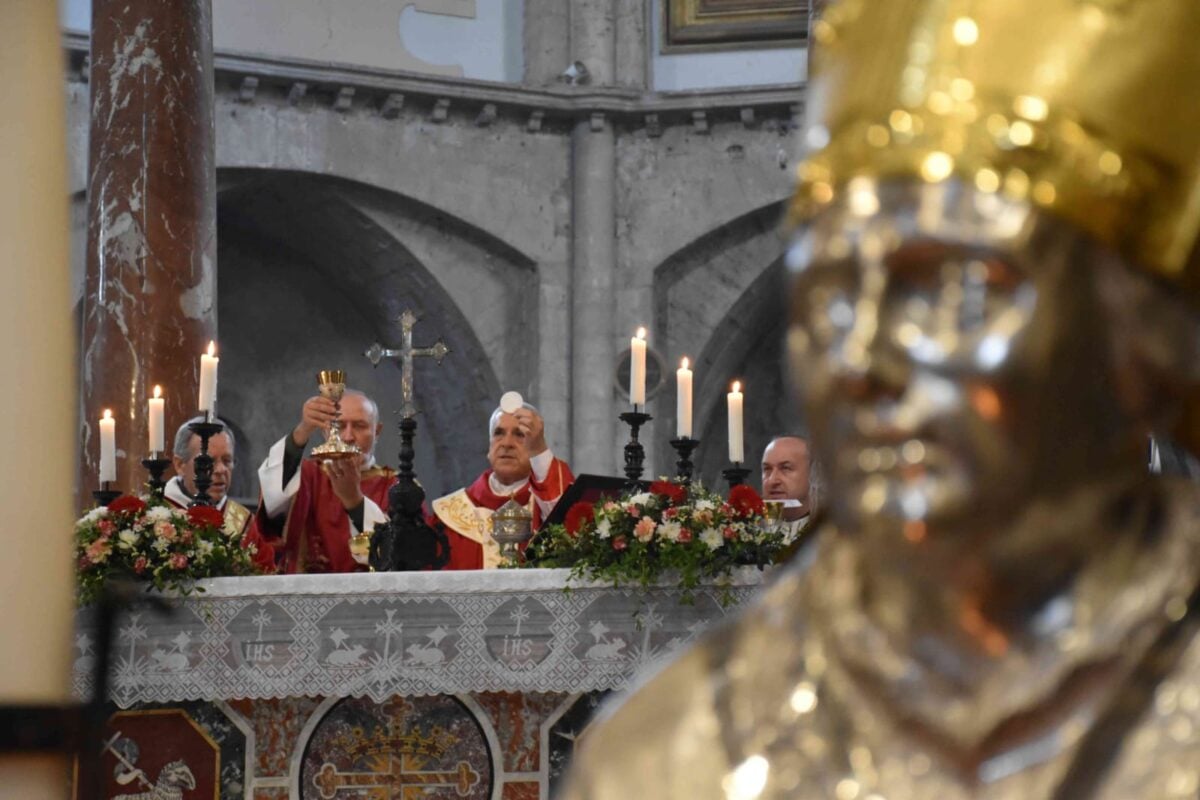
[173,416,236,460]
[489,402,539,439]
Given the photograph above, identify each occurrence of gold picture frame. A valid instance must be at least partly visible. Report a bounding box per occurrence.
[664,0,808,51]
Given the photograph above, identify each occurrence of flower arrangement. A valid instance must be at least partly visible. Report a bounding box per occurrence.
[528,480,784,600]
[74,495,262,605]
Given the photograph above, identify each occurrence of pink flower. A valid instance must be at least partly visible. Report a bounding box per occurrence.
[97,519,115,537]
[723,526,738,541]
[663,507,678,520]
[625,505,641,518]
[611,535,628,552]
[179,529,194,545]
[676,528,693,543]
[133,556,149,574]
[154,520,177,541]
[634,516,656,542]
[85,539,112,565]
[169,553,189,570]
[603,502,620,512]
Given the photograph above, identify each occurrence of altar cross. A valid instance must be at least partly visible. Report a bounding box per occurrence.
[365,310,450,418]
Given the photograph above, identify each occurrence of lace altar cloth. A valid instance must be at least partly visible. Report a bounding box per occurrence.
[73,568,766,708]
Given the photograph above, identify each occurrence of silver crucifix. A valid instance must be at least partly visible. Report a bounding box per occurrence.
[365,309,450,418]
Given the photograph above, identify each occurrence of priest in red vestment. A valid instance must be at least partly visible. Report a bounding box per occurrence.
[426,402,573,570]
[165,417,276,573]
[255,390,396,573]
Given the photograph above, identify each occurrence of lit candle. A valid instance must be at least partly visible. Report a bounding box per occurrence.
[148,385,165,455]
[727,380,744,463]
[630,327,647,407]
[198,341,218,414]
[99,409,116,483]
[676,357,693,438]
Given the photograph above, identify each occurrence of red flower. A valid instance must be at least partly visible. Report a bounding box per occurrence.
[727,485,765,517]
[107,495,146,515]
[723,526,738,541]
[169,553,189,570]
[133,556,149,574]
[187,505,224,529]
[564,502,596,536]
[611,535,628,552]
[97,519,116,537]
[677,528,693,543]
[649,480,686,505]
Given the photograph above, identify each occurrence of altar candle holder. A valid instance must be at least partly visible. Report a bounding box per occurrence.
[669,437,700,483]
[184,416,225,507]
[722,463,751,491]
[619,408,652,488]
[141,455,171,500]
[92,482,121,507]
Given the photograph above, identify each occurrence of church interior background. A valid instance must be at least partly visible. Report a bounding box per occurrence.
[61,0,809,505]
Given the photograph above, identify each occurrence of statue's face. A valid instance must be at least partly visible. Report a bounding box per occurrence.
[788,180,1147,542]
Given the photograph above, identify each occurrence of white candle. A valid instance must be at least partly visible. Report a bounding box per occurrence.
[99,409,116,483]
[148,385,165,455]
[676,357,693,438]
[727,381,744,463]
[198,340,218,414]
[630,327,647,407]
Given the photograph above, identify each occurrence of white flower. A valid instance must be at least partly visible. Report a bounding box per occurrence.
[693,499,716,512]
[196,540,214,558]
[657,521,683,542]
[76,507,108,528]
[117,529,139,550]
[700,528,723,551]
[628,492,652,507]
[595,518,612,539]
[144,506,172,522]
[152,537,169,554]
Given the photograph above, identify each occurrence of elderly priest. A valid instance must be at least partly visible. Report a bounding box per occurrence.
[426,399,573,570]
[255,390,396,573]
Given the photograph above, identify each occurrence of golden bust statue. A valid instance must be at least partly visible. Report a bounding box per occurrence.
[562,1,1200,797]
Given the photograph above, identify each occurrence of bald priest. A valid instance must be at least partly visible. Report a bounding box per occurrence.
[423,402,573,570]
[255,390,396,573]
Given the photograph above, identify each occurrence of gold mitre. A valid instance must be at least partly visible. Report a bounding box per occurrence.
[791,0,1200,298]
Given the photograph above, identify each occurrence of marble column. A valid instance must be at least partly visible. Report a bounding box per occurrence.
[0,1,76,796]
[570,0,618,473]
[80,0,217,499]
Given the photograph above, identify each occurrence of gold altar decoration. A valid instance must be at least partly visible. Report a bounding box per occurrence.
[490,496,533,566]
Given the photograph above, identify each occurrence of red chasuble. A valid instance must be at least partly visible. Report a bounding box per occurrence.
[430,458,574,570]
[163,492,277,574]
[255,460,397,574]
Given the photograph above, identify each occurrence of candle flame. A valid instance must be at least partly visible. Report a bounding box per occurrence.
[207,341,216,357]
[102,409,112,420]
[732,380,742,393]
[635,327,646,340]
[153,384,162,399]
[681,356,689,370]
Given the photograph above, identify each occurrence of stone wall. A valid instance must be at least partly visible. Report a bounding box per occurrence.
[64,30,806,502]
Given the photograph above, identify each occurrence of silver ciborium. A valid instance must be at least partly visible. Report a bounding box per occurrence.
[490,496,534,566]
[310,369,362,462]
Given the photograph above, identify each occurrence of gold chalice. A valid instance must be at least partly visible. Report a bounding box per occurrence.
[310,370,362,462]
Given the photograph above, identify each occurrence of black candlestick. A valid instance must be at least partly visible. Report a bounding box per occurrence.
[669,437,699,483]
[369,415,451,572]
[619,409,653,488]
[92,482,121,507]
[184,419,224,507]
[722,463,751,490]
[141,456,171,500]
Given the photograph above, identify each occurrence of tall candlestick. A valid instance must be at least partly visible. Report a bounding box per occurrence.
[629,327,647,407]
[148,384,165,455]
[676,357,693,438]
[198,340,218,414]
[99,409,116,483]
[727,380,744,463]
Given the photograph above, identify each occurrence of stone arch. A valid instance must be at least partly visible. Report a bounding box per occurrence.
[215,169,536,502]
[650,200,795,485]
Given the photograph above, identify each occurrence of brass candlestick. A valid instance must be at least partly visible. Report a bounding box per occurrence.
[311,369,362,462]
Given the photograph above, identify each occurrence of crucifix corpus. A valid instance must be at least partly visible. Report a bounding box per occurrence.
[362,309,452,572]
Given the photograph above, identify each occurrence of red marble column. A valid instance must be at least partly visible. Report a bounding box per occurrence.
[80,0,216,501]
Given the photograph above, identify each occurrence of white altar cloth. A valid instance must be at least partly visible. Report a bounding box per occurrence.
[73,567,768,708]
